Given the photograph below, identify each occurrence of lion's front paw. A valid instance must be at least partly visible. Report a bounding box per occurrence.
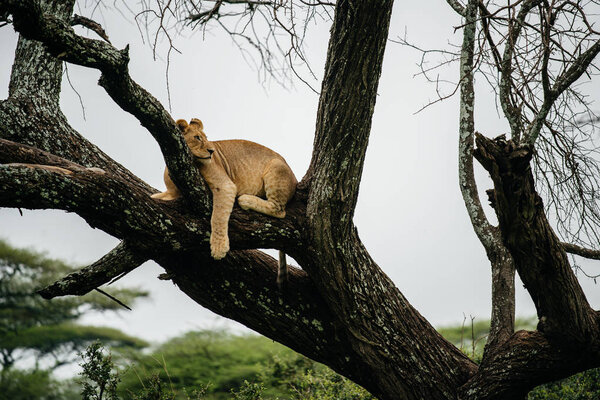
[237,194,253,210]
[210,234,229,260]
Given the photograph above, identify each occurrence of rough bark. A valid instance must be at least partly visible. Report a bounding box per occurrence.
[301,2,477,398]
[452,134,600,399]
[455,0,515,355]
[0,1,480,398]
[2,0,600,399]
[474,134,600,345]
[38,240,148,298]
[0,139,303,253]
[460,330,599,399]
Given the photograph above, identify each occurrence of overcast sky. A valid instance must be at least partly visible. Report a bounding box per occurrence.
[1,1,599,345]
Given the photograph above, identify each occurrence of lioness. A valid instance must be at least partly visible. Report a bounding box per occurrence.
[152,118,297,286]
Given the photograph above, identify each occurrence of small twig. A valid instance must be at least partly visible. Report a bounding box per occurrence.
[95,288,132,311]
[471,315,476,359]
[107,269,135,285]
[64,63,86,120]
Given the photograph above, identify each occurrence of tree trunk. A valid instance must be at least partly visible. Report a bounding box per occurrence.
[2,0,600,399]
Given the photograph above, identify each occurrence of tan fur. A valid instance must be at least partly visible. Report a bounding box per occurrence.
[151,119,297,261]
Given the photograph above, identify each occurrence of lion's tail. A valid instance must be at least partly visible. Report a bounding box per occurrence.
[277,250,288,290]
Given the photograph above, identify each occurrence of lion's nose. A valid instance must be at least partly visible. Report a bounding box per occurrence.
[208,149,214,155]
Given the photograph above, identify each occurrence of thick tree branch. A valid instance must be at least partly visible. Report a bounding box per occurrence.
[1,37,154,194]
[4,0,72,105]
[474,133,599,344]
[0,163,191,247]
[458,0,498,253]
[305,0,393,225]
[0,137,89,171]
[2,0,210,213]
[38,241,147,299]
[155,248,376,385]
[0,140,303,253]
[460,330,600,399]
[298,2,480,398]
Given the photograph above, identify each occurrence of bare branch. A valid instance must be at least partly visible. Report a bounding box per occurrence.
[457,0,497,250]
[94,288,132,310]
[562,242,600,261]
[129,0,335,87]
[499,0,542,141]
[447,0,466,16]
[412,0,600,252]
[525,40,600,145]
[38,241,148,299]
[457,0,515,356]
[71,14,111,43]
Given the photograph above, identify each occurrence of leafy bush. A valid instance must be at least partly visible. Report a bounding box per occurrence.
[0,239,148,371]
[80,335,372,400]
[79,342,120,400]
[0,368,78,400]
[528,368,600,400]
[118,330,297,399]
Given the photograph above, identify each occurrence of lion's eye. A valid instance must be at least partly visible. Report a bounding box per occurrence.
[194,135,201,141]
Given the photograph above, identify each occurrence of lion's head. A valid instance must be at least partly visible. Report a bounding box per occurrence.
[176,118,215,164]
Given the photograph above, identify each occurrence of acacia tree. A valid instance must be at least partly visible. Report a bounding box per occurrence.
[1,0,600,399]
[0,239,148,371]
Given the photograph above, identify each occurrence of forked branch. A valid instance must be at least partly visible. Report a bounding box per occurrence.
[3,0,210,213]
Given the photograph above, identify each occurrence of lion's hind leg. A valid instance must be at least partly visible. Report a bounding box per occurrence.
[151,191,179,200]
[238,194,286,218]
[151,168,181,201]
[237,160,295,219]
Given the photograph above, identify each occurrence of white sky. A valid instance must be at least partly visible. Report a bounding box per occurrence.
[1,0,599,344]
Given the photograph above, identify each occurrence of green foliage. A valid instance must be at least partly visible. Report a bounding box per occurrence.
[129,373,207,400]
[3,323,147,354]
[72,329,600,400]
[287,370,373,400]
[0,368,78,400]
[0,238,148,369]
[230,381,264,400]
[259,355,371,400]
[79,342,121,400]
[80,342,207,400]
[119,330,296,399]
[117,330,372,400]
[528,368,600,400]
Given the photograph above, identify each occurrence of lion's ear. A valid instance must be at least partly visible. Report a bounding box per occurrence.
[176,119,189,132]
[190,118,204,130]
